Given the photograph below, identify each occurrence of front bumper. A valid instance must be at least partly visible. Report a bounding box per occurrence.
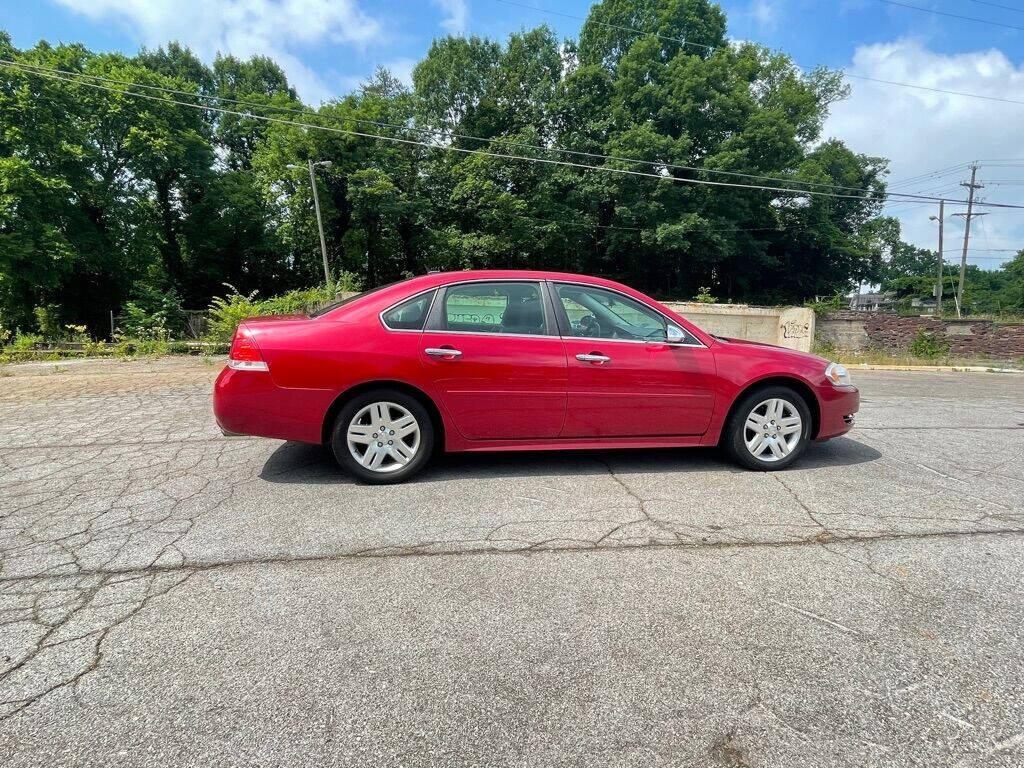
[816,385,860,441]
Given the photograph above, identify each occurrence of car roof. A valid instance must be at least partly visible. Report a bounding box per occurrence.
[319,269,716,346]
[391,270,633,292]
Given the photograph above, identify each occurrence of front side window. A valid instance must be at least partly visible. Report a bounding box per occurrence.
[381,290,436,330]
[440,282,547,335]
[556,283,675,341]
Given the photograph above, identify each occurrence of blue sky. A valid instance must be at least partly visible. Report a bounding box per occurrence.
[3,0,1024,267]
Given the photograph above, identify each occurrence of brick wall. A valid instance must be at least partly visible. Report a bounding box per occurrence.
[818,312,1024,359]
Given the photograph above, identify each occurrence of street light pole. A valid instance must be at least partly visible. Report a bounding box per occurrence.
[288,160,333,286]
[307,159,331,286]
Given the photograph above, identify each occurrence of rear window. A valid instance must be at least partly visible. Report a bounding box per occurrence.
[381,290,436,330]
[307,279,408,318]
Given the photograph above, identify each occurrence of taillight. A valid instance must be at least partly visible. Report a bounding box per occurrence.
[228,325,268,371]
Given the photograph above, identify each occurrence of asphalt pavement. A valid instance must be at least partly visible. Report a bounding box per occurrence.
[1,358,1022,767]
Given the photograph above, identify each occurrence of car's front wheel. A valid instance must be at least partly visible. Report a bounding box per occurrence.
[330,389,434,484]
[724,386,812,471]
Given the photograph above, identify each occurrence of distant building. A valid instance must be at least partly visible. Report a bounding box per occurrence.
[849,291,895,312]
[910,297,937,314]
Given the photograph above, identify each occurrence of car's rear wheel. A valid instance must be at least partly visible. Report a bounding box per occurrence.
[724,385,812,471]
[330,389,434,484]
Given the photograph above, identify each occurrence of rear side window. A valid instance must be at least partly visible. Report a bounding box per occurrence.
[440,282,548,335]
[381,290,436,330]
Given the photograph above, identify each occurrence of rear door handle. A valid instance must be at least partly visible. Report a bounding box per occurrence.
[425,347,462,358]
[576,353,610,363]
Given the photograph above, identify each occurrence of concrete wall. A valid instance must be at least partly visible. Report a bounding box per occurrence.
[663,302,815,353]
[817,311,1024,359]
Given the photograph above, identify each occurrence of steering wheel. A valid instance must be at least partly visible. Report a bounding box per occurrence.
[577,314,600,337]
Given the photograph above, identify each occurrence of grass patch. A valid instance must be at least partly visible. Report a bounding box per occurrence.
[834,348,1024,369]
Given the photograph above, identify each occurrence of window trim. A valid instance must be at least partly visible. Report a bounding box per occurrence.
[549,280,707,348]
[378,288,438,333]
[379,277,708,347]
[425,279,557,338]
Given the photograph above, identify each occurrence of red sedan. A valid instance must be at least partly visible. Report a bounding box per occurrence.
[214,270,859,483]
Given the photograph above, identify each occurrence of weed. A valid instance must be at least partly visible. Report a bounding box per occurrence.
[907,327,950,359]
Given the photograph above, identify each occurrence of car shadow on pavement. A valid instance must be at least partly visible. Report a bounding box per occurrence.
[258,436,881,485]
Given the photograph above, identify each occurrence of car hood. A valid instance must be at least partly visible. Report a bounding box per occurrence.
[714,335,829,366]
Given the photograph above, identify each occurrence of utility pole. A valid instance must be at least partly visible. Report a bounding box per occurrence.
[951,165,986,318]
[929,200,944,315]
[288,159,333,285]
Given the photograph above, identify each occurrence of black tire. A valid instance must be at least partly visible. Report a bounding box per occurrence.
[330,388,434,484]
[723,385,812,471]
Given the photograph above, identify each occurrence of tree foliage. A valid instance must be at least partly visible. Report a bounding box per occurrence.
[2,0,1022,337]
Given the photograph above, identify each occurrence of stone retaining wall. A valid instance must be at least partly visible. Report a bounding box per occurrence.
[817,312,1024,359]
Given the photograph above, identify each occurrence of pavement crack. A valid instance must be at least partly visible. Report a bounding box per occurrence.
[2,526,1022,584]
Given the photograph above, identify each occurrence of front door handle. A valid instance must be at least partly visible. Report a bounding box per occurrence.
[576,353,610,364]
[425,347,462,358]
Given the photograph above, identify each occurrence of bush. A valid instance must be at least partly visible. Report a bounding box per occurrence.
[33,304,64,340]
[64,324,90,344]
[10,331,43,350]
[0,331,45,362]
[206,274,362,342]
[260,286,333,316]
[114,337,168,357]
[907,327,950,359]
[117,302,171,340]
[126,285,186,335]
[805,293,847,317]
[206,284,262,343]
[694,286,717,304]
[82,340,111,357]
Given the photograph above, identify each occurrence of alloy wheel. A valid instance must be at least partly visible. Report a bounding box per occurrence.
[743,397,803,462]
[346,401,420,473]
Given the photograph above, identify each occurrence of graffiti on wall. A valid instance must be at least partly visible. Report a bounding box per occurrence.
[782,320,810,339]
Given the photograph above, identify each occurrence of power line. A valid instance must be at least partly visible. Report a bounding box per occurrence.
[0,58,900,199]
[7,58,1024,210]
[0,59,923,205]
[874,0,1024,31]
[6,62,882,200]
[835,75,1024,107]
[965,0,1024,13]
[887,164,973,191]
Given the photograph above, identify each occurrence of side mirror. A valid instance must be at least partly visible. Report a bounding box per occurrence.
[666,324,687,344]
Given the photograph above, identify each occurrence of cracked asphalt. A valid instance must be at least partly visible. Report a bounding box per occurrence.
[1,357,1023,767]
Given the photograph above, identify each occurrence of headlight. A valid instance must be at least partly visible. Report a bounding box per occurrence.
[825,362,852,387]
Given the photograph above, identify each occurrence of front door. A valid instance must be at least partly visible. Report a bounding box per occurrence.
[552,282,716,438]
[420,280,567,440]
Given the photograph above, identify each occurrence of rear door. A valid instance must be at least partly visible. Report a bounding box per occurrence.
[419,280,567,440]
[552,281,716,438]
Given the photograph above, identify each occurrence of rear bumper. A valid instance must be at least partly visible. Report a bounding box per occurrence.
[213,366,328,444]
[816,385,860,441]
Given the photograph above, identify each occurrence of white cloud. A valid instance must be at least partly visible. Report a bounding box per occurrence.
[52,0,383,104]
[432,0,468,34]
[748,0,782,31]
[382,57,417,87]
[825,39,1024,268]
